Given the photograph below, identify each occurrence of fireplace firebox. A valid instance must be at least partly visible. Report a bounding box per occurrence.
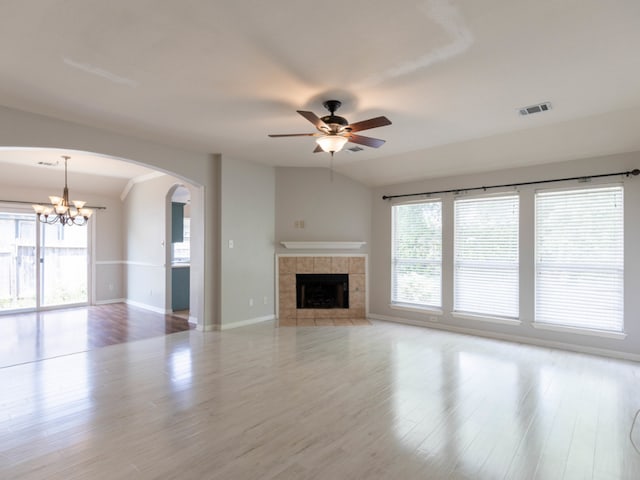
[296,274,349,309]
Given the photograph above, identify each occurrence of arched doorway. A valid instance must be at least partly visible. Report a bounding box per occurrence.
[166,184,192,320]
[0,146,208,329]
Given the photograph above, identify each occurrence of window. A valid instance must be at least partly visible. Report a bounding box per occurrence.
[535,186,623,332]
[172,217,191,264]
[391,201,442,309]
[454,194,519,319]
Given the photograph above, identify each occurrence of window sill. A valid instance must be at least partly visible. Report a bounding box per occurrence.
[532,322,627,340]
[451,311,521,326]
[389,303,443,317]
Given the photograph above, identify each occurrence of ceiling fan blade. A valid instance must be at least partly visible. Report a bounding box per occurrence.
[297,110,328,131]
[347,134,386,148]
[347,116,392,132]
[268,133,316,137]
[313,145,323,153]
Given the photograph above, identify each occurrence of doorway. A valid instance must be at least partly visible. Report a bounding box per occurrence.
[0,208,89,314]
[168,186,191,315]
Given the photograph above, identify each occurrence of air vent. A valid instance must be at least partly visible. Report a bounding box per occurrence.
[347,146,364,153]
[518,102,552,116]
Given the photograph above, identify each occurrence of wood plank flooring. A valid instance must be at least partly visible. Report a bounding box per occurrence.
[0,303,193,368]
[1,319,639,479]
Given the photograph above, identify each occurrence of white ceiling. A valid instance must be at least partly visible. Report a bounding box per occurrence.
[0,0,639,187]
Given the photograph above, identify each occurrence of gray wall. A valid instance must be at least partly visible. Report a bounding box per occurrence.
[275,167,372,254]
[371,151,640,359]
[220,158,275,327]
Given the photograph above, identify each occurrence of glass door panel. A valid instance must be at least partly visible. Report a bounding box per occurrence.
[0,213,37,311]
[40,222,88,307]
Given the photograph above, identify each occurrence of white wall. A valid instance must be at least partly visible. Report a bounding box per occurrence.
[275,167,372,254]
[371,151,640,359]
[220,158,275,327]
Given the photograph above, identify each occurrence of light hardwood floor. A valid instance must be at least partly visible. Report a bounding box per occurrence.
[1,319,639,479]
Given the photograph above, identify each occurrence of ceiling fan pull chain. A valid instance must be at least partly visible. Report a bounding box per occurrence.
[330,152,334,182]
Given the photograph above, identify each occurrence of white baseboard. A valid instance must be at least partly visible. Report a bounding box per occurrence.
[188,315,198,325]
[197,324,217,332]
[94,298,126,305]
[368,313,640,363]
[215,314,276,331]
[125,299,169,315]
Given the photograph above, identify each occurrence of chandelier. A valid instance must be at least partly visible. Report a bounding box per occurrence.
[32,156,93,226]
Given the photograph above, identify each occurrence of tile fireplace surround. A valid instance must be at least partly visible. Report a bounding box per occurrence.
[277,255,367,323]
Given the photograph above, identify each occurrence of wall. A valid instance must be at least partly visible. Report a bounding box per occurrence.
[92,194,125,303]
[123,175,172,311]
[220,158,275,328]
[275,167,372,254]
[371,151,640,359]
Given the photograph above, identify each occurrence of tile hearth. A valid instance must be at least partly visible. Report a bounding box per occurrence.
[277,255,367,326]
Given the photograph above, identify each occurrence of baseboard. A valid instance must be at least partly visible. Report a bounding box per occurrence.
[188,315,198,325]
[368,313,640,362]
[94,298,126,305]
[125,299,169,315]
[197,324,217,332]
[216,314,276,331]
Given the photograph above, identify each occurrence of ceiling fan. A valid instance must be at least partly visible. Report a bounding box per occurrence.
[269,100,392,154]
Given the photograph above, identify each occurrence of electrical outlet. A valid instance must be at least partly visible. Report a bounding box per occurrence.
[249,298,254,307]
[263,296,268,305]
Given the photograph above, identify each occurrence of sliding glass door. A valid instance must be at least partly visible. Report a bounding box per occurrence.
[40,222,88,307]
[0,208,89,312]
[0,212,37,312]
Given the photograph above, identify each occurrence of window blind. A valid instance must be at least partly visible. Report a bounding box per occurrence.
[454,195,519,319]
[391,201,442,308]
[535,186,623,332]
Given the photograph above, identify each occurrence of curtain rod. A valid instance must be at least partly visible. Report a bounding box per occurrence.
[382,169,640,201]
[0,199,106,210]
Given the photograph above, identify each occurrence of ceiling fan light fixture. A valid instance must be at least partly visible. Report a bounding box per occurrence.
[316,135,348,153]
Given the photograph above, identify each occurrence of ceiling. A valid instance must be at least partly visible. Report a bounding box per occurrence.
[0,0,639,188]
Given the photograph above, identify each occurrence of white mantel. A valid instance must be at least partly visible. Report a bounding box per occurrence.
[280,241,366,250]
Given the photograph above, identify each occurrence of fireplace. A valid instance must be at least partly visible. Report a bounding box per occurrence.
[277,255,366,324]
[296,274,349,309]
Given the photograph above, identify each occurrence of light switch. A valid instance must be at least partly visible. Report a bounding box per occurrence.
[228,239,234,248]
